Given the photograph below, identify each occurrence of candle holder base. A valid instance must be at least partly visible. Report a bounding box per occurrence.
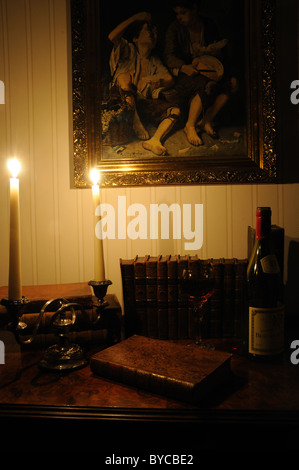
[39,343,88,371]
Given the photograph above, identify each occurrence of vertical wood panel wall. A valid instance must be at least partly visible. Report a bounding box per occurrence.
[0,0,299,307]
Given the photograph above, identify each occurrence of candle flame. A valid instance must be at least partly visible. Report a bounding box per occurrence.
[7,158,21,178]
[90,168,100,186]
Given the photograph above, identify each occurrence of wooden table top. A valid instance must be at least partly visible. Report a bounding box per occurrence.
[1,338,299,418]
[1,283,299,419]
[1,283,299,450]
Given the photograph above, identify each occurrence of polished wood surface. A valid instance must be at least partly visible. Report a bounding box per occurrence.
[1,336,299,450]
[1,283,299,449]
[1,338,299,414]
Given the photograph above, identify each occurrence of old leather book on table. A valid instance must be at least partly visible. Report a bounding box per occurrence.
[90,334,232,404]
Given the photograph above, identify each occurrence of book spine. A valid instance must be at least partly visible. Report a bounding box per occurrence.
[167,255,179,339]
[19,310,88,333]
[177,255,189,339]
[146,256,159,338]
[209,259,224,338]
[157,256,169,304]
[186,255,199,339]
[17,296,93,314]
[20,329,108,350]
[19,302,120,334]
[233,258,248,339]
[222,258,235,337]
[157,255,169,339]
[120,257,137,337]
[134,256,149,336]
[90,358,195,403]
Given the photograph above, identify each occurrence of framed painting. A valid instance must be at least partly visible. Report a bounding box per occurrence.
[70,0,277,187]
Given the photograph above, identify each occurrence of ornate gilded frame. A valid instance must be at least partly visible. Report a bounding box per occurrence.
[70,0,277,187]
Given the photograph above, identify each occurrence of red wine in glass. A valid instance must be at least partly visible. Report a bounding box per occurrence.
[181,267,215,348]
[181,276,215,309]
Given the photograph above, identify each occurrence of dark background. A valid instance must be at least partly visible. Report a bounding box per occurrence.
[276,0,299,183]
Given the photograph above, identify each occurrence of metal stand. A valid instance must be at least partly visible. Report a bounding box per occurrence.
[1,279,113,371]
[37,298,88,371]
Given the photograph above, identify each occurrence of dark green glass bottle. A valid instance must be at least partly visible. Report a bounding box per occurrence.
[246,207,284,360]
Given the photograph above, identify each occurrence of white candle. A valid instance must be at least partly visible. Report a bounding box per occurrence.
[90,168,105,281]
[7,158,22,300]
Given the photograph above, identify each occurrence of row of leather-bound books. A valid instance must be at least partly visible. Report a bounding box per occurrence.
[120,255,248,341]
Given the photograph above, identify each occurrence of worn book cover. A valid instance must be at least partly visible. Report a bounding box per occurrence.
[90,335,232,404]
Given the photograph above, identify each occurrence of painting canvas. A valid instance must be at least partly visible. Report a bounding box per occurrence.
[71,0,277,187]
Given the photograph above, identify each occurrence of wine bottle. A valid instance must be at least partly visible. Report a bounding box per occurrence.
[246,207,284,360]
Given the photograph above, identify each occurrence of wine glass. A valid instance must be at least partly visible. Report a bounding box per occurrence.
[181,262,215,349]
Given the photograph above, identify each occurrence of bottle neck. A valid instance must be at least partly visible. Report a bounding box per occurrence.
[255,208,271,240]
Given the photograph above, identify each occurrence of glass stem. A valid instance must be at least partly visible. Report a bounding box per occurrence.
[194,306,204,345]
